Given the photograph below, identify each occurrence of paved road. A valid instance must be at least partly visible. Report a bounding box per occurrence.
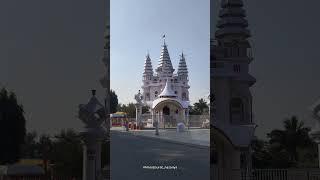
[111,127,209,147]
[111,131,210,180]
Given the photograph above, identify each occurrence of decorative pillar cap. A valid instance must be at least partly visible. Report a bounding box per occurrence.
[92,89,96,96]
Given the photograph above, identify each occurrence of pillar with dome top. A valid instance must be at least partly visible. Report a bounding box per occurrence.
[78,90,107,180]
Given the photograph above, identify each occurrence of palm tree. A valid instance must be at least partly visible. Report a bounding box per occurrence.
[268,116,312,162]
[191,98,209,115]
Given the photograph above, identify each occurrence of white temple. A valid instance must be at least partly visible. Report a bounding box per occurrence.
[211,0,256,177]
[141,39,190,127]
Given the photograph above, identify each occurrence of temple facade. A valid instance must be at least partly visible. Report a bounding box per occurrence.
[211,0,256,177]
[141,39,190,127]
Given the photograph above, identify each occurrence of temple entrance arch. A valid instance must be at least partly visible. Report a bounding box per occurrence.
[152,99,187,128]
[163,106,170,115]
[162,106,171,128]
[211,127,241,180]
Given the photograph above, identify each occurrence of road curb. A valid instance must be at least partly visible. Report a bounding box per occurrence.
[111,130,209,150]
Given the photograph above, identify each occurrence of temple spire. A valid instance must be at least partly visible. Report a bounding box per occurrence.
[178,52,188,77]
[156,36,174,76]
[143,53,153,76]
[215,0,250,39]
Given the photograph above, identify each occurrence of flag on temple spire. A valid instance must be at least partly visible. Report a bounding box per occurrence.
[162,34,166,45]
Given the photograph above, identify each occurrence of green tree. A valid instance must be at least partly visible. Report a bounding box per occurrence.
[252,116,317,169]
[110,90,118,114]
[252,139,291,168]
[190,98,209,115]
[267,116,312,163]
[38,134,53,174]
[210,93,215,114]
[50,129,82,177]
[21,131,38,158]
[0,88,26,164]
[117,103,136,118]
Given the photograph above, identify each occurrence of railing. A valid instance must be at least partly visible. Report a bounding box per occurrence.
[251,169,288,180]
[211,168,320,180]
[212,167,241,180]
[188,115,210,128]
[245,169,320,180]
[139,114,210,129]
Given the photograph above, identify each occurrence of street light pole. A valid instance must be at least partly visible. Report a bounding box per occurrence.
[155,119,159,136]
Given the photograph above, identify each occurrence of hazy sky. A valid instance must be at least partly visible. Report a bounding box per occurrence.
[110,0,210,105]
[212,0,320,138]
[0,0,319,138]
[0,0,107,134]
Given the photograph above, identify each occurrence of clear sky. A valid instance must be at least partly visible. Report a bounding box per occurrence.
[110,0,210,105]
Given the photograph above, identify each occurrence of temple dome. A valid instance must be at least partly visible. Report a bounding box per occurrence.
[159,79,177,98]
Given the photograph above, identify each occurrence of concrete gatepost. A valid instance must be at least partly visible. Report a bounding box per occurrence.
[309,100,320,168]
[135,103,142,128]
[79,90,107,180]
[82,135,104,180]
[134,90,143,129]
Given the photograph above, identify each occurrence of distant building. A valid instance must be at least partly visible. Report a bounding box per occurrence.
[141,39,190,127]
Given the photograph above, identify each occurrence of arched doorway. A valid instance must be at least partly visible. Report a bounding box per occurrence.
[152,99,186,128]
[163,106,170,115]
[163,106,171,127]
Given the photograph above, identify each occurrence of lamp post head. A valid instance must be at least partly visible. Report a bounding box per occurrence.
[79,90,106,128]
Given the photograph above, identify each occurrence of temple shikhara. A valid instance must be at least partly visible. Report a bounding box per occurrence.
[211,0,256,176]
[139,38,190,128]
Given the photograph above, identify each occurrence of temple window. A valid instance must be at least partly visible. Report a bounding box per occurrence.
[182,92,187,100]
[233,64,241,73]
[230,98,244,123]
